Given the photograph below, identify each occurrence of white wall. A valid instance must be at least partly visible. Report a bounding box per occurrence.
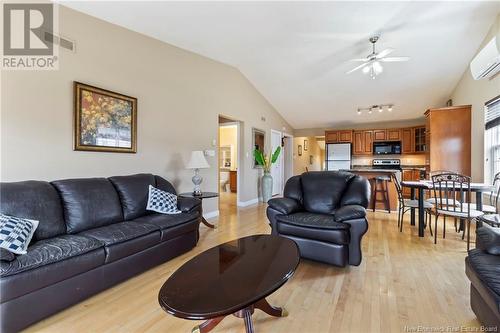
[0,6,293,215]
[451,14,500,182]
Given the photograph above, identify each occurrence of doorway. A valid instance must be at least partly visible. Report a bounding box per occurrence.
[218,116,240,214]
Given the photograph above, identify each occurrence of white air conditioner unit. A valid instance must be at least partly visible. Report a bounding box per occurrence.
[470,37,500,80]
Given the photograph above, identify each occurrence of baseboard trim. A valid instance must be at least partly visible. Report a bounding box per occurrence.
[237,198,260,207]
[203,210,219,219]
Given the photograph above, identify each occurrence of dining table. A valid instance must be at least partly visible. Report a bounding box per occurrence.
[400,180,495,237]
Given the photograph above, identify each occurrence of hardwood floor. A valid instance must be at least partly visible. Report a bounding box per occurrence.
[25,204,479,333]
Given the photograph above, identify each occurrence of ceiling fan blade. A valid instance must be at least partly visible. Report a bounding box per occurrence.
[346,62,370,74]
[381,56,410,62]
[376,48,395,58]
[349,58,368,62]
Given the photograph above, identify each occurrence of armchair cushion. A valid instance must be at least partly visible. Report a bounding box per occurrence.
[476,224,500,255]
[268,198,302,215]
[334,205,366,222]
[177,197,202,213]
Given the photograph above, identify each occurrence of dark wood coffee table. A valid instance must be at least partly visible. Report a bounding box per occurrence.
[158,234,299,333]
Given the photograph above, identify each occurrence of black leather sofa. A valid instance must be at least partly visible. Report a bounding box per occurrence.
[0,173,201,333]
[266,171,370,267]
[465,225,500,328]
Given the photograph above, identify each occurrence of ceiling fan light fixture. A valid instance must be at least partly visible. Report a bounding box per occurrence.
[362,66,370,74]
[373,61,383,74]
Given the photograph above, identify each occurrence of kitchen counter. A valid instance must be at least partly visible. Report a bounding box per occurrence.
[344,168,401,173]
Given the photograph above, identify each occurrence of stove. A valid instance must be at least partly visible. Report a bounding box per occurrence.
[372,159,401,170]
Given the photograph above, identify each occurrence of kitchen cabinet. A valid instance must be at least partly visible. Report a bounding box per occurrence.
[373,129,387,141]
[425,105,471,176]
[325,131,339,143]
[352,130,373,155]
[413,126,426,153]
[387,129,401,141]
[402,168,425,198]
[326,130,352,143]
[402,128,413,154]
[339,130,353,143]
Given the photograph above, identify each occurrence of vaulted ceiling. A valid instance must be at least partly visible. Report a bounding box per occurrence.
[63,1,499,129]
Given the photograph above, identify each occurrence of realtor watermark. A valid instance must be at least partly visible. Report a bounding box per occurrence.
[2,1,58,70]
[403,325,498,332]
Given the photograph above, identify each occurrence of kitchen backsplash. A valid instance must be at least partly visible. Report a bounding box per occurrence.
[352,154,426,166]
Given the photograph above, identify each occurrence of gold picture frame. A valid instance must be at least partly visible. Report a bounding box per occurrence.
[74,82,137,153]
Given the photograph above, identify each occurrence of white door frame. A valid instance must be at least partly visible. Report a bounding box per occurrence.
[270,129,283,196]
[218,120,241,206]
[282,132,294,187]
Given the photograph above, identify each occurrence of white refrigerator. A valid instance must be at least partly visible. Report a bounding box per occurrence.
[325,143,352,171]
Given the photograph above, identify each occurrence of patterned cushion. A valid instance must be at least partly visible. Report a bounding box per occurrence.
[0,214,39,255]
[146,185,181,214]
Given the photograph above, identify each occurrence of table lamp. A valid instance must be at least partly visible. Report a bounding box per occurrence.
[186,150,210,195]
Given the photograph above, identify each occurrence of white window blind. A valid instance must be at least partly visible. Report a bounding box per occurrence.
[485,95,500,183]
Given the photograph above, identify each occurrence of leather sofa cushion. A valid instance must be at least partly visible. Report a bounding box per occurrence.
[79,221,159,246]
[334,205,367,222]
[476,224,500,255]
[109,174,156,220]
[283,175,303,204]
[0,235,104,277]
[466,249,500,313]
[133,213,199,241]
[51,178,123,233]
[0,181,66,241]
[0,247,105,303]
[276,212,350,244]
[340,176,371,208]
[267,197,302,215]
[79,222,160,263]
[177,197,202,214]
[155,175,177,195]
[301,171,355,214]
[0,248,15,262]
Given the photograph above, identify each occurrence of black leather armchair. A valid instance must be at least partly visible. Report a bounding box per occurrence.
[267,171,370,267]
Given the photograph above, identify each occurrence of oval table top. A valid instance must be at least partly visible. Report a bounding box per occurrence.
[158,234,300,320]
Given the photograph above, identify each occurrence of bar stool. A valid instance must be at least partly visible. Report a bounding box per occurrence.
[372,175,391,213]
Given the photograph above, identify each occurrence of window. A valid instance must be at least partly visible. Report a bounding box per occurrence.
[484,95,500,184]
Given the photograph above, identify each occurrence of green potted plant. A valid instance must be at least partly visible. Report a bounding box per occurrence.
[254,147,281,202]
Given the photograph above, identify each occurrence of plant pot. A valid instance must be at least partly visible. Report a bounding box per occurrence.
[262,172,273,203]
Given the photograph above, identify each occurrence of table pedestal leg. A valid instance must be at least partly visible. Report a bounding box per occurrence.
[410,188,416,226]
[192,297,286,333]
[418,188,425,237]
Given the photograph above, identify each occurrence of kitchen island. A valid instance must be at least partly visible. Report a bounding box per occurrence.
[343,168,401,212]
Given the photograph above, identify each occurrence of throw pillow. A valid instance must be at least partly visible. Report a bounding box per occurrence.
[146,185,181,214]
[0,214,39,255]
[476,223,500,255]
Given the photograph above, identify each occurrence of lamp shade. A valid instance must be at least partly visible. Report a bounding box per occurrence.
[186,151,210,169]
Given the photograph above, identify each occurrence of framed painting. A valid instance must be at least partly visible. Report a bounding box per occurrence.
[74,82,137,153]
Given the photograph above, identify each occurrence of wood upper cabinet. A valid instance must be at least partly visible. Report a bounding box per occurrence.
[353,131,364,155]
[325,131,339,143]
[353,130,374,155]
[387,129,401,141]
[338,130,353,143]
[363,130,373,154]
[402,128,413,154]
[413,126,426,153]
[373,129,387,141]
[326,130,352,143]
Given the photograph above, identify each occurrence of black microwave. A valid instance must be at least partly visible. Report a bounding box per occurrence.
[373,141,401,155]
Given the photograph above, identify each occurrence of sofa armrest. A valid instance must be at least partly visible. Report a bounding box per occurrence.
[334,205,366,222]
[476,224,500,255]
[267,198,302,215]
[177,197,202,214]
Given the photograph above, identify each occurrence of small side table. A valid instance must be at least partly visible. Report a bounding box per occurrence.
[178,192,219,229]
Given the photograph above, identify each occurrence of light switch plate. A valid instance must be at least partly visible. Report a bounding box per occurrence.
[204,150,215,157]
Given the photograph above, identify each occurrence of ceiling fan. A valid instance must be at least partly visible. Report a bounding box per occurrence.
[346,36,410,79]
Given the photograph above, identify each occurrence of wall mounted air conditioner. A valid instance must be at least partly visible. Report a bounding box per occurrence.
[470,37,500,80]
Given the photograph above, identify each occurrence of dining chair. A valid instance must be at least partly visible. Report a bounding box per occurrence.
[426,170,462,232]
[468,171,500,214]
[392,173,433,234]
[477,172,500,228]
[431,172,484,250]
